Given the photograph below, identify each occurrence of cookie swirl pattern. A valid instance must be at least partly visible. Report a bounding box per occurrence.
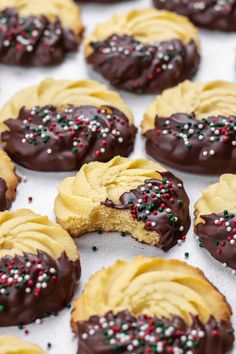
[54,156,190,251]
[0,79,135,172]
[84,8,200,94]
[153,0,236,32]
[142,80,236,174]
[72,256,234,354]
[0,336,45,354]
[0,0,83,66]
[0,150,20,211]
[195,174,236,271]
[0,209,80,326]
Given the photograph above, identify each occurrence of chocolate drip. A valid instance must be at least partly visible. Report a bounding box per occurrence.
[0,8,80,67]
[0,177,9,211]
[153,0,236,32]
[103,172,190,251]
[76,310,234,354]
[87,34,200,94]
[195,211,236,270]
[0,251,80,326]
[144,113,236,174]
[1,105,136,172]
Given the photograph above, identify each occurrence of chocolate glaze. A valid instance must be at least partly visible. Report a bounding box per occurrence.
[153,0,236,32]
[0,251,80,326]
[87,34,200,94]
[144,113,236,174]
[76,310,234,354]
[195,211,236,270]
[0,177,9,211]
[0,8,80,67]
[1,105,136,172]
[103,172,190,251]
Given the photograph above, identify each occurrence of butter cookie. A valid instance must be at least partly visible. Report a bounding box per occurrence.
[0,79,136,172]
[54,156,190,251]
[72,256,234,354]
[0,209,80,326]
[84,8,200,94]
[0,336,44,354]
[153,0,236,32]
[0,150,19,211]
[0,0,83,66]
[142,80,236,174]
[195,174,236,271]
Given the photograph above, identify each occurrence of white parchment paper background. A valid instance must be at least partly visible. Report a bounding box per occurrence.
[0,0,236,352]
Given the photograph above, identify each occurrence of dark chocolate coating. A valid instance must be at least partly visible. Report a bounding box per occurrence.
[0,8,80,67]
[76,310,234,354]
[144,113,236,174]
[103,172,190,251]
[153,0,236,32]
[0,251,80,326]
[1,105,136,172]
[87,34,200,94]
[0,177,9,211]
[195,211,236,270]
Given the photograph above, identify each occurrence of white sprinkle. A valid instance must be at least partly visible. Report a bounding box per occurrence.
[198,331,205,338]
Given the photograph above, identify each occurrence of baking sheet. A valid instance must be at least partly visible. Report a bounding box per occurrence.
[0,0,236,352]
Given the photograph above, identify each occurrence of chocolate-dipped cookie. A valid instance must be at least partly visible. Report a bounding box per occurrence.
[0,79,136,172]
[0,150,20,211]
[54,156,190,251]
[0,336,45,354]
[0,0,83,67]
[72,256,234,354]
[0,209,80,326]
[142,80,236,174]
[153,0,236,32]
[84,8,200,94]
[195,174,236,272]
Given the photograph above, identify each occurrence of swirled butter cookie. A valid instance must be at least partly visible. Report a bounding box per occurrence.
[153,0,236,32]
[84,8,200,94]
[0,209,80,326]
[0,336,45,354]
[54,156,190,251]
[72,256,234,354]
[195,174,236,272]
[0,79,136,172]
[142,80,236,174]
[0,150,20,211]
[0,0,83,66]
